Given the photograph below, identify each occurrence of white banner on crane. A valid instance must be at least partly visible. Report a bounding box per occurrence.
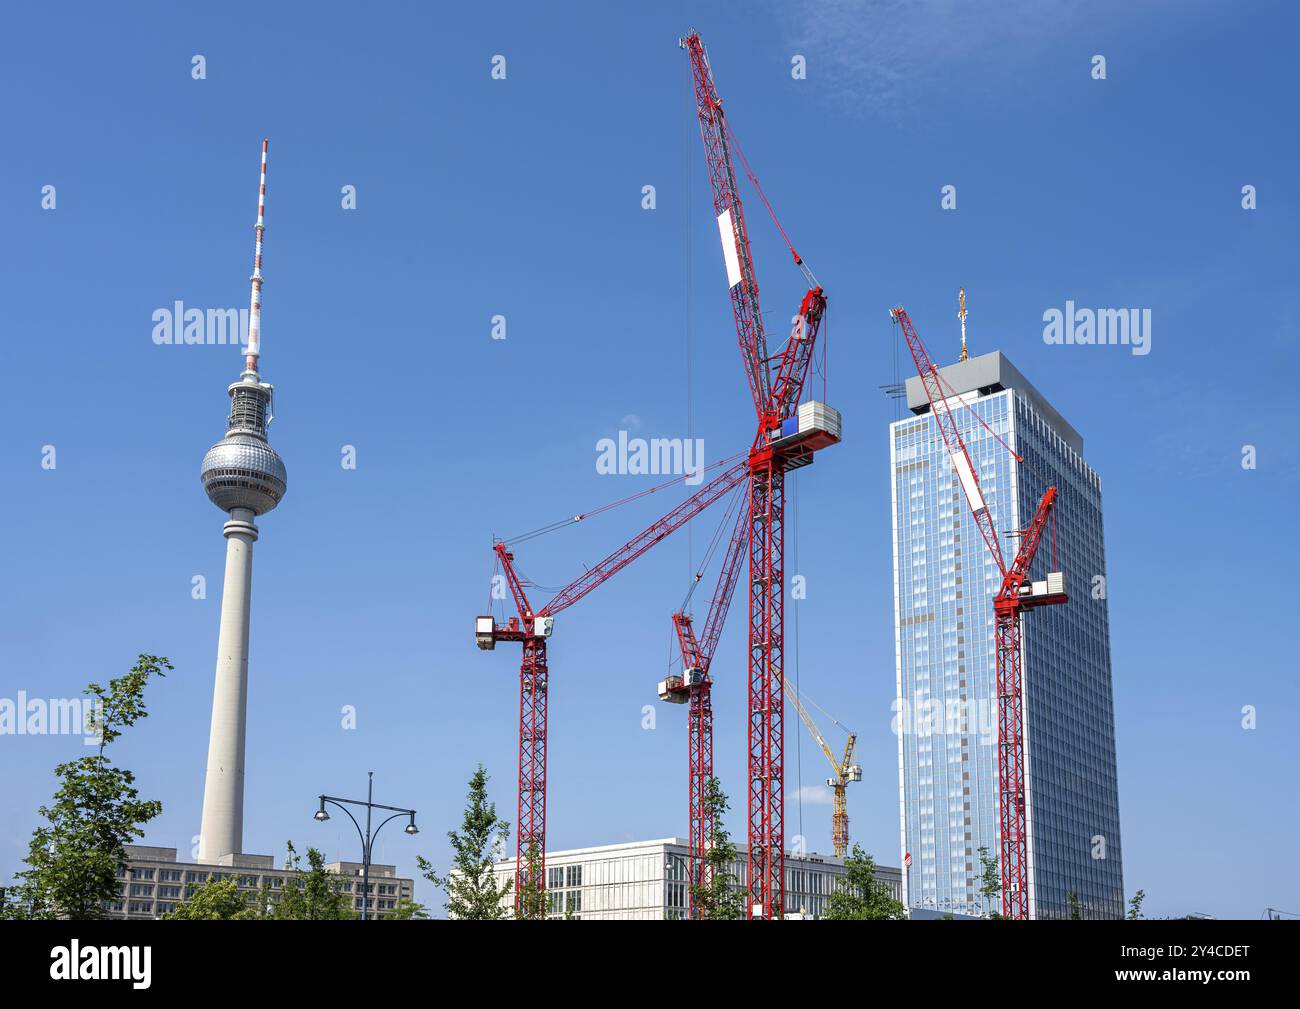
[717,209,743,289]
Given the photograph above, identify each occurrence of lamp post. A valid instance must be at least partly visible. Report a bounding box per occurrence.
[313,771,418,920]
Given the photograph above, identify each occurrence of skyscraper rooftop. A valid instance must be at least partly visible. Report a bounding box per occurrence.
[903,350,1083,454]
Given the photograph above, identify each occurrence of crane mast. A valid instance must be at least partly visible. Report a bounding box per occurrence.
[662,499,749,916]
[891,306,1067,920]
[682,30,840,919]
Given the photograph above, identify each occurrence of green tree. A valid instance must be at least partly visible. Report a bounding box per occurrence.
[1,655,172,920]
[825,844,908,920]
[977,845,1002,919]
[418,765,513,920]
[383,897,430,920]
[162,876,258,920]
[274,842,354,920]
[1067,889,1082,920]
[513,841,548,921]
[1127,889,1146,920]
[689,777,744,921]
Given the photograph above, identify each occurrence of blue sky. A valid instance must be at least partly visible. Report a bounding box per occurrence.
[0,0,1295,919]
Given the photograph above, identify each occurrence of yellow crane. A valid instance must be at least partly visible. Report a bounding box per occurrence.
[782,675,861,857]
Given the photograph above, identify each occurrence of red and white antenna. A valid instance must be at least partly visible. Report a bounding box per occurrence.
[245,138,268,373]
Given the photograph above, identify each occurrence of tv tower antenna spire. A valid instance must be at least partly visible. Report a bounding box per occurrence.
[245,138,268,374]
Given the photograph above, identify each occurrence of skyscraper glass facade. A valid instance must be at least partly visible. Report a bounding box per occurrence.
[889,358,1123,919]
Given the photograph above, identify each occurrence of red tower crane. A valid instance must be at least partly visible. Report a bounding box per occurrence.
[682,30,839,919]
[659,496,748,916]
[476,457,749,915]
[890,306,1068,920]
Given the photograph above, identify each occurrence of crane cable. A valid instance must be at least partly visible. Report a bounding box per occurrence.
[679,483,746,612]
[723,118,817,288]
[501,451,746,546]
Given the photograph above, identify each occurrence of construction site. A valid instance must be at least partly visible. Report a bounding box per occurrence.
[11,4,1291,962]
[473,31,1077,921]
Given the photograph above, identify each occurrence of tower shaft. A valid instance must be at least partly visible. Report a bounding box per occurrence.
[198,509,258,860]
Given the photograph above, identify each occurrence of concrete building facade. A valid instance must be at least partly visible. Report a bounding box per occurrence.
[487,838,902,920]
[104,845,414,920]
[890,351,1123,919]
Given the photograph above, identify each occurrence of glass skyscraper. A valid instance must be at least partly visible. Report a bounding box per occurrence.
[889,351,1123,919]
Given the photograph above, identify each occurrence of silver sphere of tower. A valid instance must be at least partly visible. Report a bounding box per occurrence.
[201,373,287,516]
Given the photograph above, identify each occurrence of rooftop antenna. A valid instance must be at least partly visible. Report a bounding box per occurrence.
[245,138,268,375]
[958,286,968,362]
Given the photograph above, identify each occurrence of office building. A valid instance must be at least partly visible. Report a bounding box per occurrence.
[890,350,1123,919]
[486,838,902,920]
[104,845,415,920]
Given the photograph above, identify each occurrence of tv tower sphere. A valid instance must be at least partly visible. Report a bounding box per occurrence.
[200,386,287,515]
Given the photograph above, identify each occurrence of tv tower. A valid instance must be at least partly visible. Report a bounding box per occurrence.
[197,139,287,861]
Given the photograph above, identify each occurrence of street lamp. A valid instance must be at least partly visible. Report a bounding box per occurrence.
[312,771,418,920]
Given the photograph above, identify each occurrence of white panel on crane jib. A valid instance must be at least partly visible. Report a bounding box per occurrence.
[717,209,743,289]
[951,451,987,514]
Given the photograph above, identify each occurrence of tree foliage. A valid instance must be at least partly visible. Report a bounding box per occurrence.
[274,842,354,920]
[512,841,548,921]
[977,845,1002,919]
[824,844,908,920]
[689,777,744,921]
[418,765,513,920]
[162,876,256,920]
[1,655,171,920]
[1127,889,1146,920]
[163,843,356,921]
[383,897,430,920]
